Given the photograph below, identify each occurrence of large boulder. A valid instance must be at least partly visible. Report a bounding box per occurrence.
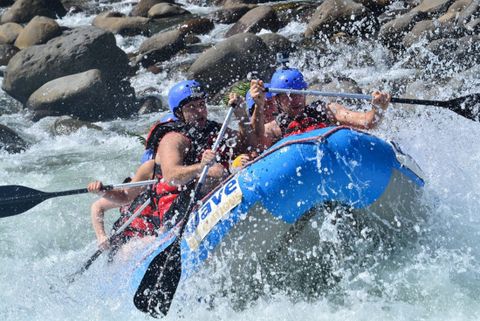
[259,33,294,54]
[3,26,133,104]
[0,23,23,44]
[305,0,375,38]
[136,29,186,68]
[26,69,136,121]
[0,44,19,66]
[188,33,272,94]
[148,3,190,19]
[226,5,281,37]
[92,12,151,36]
[0,124,27,154]
[14,16,62,49]
[130,0,175,17]
[1,0,67,24]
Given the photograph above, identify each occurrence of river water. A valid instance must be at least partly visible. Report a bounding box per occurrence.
[1,0,480,320]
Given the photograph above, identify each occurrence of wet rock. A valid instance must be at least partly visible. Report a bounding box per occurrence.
[379,11,426,48]
[3,26,133,104]
[412,0,456,15]
[305,0,375,39]
[179,18,215,35]
[14,16,62,49]
[403,19,438,47]
[0,44,19,66]
[226,5,281,37]
[356,0,391,14]
[26,69,136,121]
[136,29,186,68]
[148,14,194,34]
[184,34,201,44]
[210,5,252,24]
[0,23,23,45]
[259,33,295,54]
[137,95,163,114]
[92,12,151,36]
[0,124,27,153]
[188,33,272,95]
[131,0,175,17]
[52,116,102,136]
[1,0,67,24]
[272,1,318,26]
[438,0,474,22]
[148,3,190,19]
[458,0,479,24]
[465,17,479,32]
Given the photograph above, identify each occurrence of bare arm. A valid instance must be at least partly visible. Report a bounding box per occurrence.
[229,92,257,152]
[87,160,155,204]
[156,132,218,186]
[90,197,119,248]
[326,91,391,130]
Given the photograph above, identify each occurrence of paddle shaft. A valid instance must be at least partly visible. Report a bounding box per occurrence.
[268,88,452,107]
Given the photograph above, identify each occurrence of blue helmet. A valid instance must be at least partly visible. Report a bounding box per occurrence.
[168,80,206,116]
[269,68,308,93]
[245,83,273,116]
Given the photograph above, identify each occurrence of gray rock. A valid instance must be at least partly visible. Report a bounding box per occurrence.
[0,44,19,66]
[14,16,62,49]
[93,12,151,36]
[179,18,215,35]
[0,23,23,45]
[3,26,133,104]
[305,0,375,38]
[0,124,27,153]
[403,19,437,47]
[438,0,474,23]
[148,3,190,19]
[52,116,102,136]
[137,29,186,68]
[356,0,391,14]
[130,0,175,17]
[137,95,163,114]
[1,0,67,24]
[272,1,318,26]
[26,69,136,121]
[259,33,295,54]
[412,0,456,14]
[188,33,272,94]
[379,11,426,47]
[210,5,252,24]
[226,5,281,37]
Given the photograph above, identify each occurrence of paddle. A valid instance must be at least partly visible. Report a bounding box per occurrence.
[0,180,157,218]
[133,106,236,317]
[67,197,152,283]
[267,88,480,122]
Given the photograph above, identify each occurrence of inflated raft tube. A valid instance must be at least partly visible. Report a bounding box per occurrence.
[130,126,426,290]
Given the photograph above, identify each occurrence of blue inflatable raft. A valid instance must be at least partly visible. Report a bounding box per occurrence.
[130,126,426,304]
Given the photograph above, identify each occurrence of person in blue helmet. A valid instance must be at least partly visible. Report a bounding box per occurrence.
[88,80,255,247]
[250,68,391,148]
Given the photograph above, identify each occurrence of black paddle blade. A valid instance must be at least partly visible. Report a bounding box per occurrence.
[448,93,480,121]
[133,239,182,318]
[0,185,49,218]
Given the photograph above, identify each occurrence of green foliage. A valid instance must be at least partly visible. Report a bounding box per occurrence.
[222,81,251,106]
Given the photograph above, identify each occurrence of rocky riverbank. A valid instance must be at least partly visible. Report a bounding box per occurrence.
[0,0,478,153]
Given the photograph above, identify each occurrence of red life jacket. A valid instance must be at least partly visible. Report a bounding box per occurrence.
[113,120,228,239]
[276,103,331,138]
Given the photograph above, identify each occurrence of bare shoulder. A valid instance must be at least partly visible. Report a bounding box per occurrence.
[159,131,189,148]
